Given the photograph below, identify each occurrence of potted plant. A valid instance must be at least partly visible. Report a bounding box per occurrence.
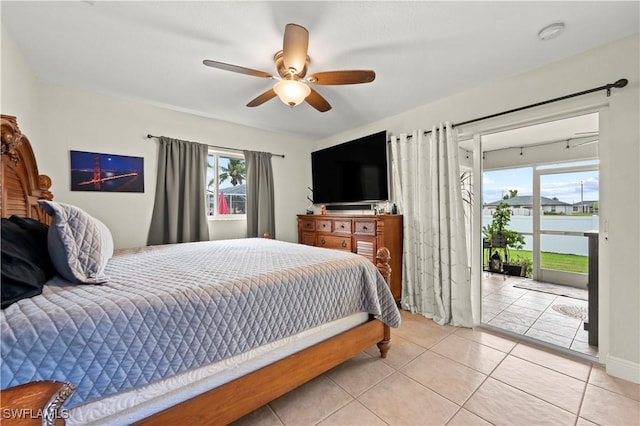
[483,201,525,273]
[505,254,531,277]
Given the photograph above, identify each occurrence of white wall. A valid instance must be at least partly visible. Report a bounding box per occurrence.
[1,30,313,248]
[315,34,640,381]
[1,26,41,153]
[4,23,639,381]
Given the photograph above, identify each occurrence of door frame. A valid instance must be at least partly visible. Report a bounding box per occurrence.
[533,163,599,286]
[466,104,609,364]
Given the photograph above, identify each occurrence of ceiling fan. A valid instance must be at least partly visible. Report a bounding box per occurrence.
[203,23,375,112]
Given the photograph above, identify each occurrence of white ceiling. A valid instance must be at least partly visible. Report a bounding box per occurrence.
[459,112,600,152]
[2,1,638,140]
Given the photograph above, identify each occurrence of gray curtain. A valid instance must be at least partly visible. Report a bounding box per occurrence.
[244,150,275,238]
[148,137,210,245]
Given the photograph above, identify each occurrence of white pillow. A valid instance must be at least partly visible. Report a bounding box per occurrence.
[38,200,113,284]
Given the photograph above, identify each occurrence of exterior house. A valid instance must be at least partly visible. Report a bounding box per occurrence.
[207,184,246,216]
[573,200,599,214]
[483,195,573,216]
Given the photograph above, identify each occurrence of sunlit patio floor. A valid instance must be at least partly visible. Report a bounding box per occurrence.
[481,272,598,358]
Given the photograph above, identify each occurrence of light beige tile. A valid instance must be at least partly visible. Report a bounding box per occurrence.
[359,372,459,425]
[512,297,554,311]
[365,334,426,370]
[487,317,528,335]
[530,318,580,338]
[447,408,492,426]
[576,417,598,426]
[464,378,576,425]
[401,311,459,334]
[483,293,520,304]
[231,405,283,426]
[503,304,544,319]
[580,384,640,425]
[393,316,454,349]
[454,327,518,353]
[524,328,572,348]
[537,312,584,328]
[269,375,352,425]
[326,352,395,397]
[589,366,640,401]
[496,286,529,296]
[574,326,590,343]
[431,334,507,375]
[510,343,591,381]
[401,350,486,405]
[493,310,538,327]
[318,400,386,426]
[555,295,588,307]
[538,311,582,328]
[491,355,586,413]
[481,310,499,322]
[481,298,512,311]
[519,289,558,301]
[570,339,599,357]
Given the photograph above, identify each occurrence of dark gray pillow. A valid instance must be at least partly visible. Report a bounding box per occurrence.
[1,218,53,308]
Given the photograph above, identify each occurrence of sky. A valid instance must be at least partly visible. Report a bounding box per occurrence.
[207,155,238,190]
[483,165,599,205]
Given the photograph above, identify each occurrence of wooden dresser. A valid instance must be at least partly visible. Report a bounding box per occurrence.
[297,214,403,302]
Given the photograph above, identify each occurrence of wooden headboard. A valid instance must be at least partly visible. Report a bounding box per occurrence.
[1,115,53,223]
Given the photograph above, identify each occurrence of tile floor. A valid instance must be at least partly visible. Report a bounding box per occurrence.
[233,310,640,425]
[481,273,598,357]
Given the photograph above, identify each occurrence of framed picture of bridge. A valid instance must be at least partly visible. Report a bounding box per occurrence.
[70,150,144,193]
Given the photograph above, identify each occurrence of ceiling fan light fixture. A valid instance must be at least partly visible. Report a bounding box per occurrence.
[273,80,311,107]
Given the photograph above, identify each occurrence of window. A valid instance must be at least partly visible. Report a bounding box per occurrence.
[206,151,246,218]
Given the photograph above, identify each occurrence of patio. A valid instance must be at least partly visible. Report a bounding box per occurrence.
[481,273,597,358]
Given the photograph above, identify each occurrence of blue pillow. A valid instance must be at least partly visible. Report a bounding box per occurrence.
[38,201,113,284]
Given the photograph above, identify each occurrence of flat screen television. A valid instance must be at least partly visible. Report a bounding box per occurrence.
[311,130,388,205]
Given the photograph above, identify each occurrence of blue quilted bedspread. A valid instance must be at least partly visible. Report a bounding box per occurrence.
[1,238,400,407]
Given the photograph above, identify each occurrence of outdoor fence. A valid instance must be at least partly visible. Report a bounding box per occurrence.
[482,215,599,256]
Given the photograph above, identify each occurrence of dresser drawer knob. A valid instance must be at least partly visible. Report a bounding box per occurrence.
[320,238,326,244]
[341,240,347,248]
[362,226,368,230]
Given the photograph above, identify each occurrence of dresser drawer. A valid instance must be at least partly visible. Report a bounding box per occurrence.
[301,232,316,246]
[316,235,352,251]
[301,219,315,231]
[315,220,332,232]
[354,220,376,235]
[332,220,352,233]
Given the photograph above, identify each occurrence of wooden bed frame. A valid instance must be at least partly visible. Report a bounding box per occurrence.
[0,114,393,425]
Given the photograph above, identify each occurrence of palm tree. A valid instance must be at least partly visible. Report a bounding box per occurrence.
[219,158,245,186]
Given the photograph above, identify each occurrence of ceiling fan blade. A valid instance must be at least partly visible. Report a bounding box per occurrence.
[305,88,331,112]
[282,23,309,75]
[246,89,277,107]
[308,70,376,85]
[203,60,274,79]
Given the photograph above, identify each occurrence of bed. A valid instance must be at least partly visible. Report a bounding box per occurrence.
[0,115,400,425]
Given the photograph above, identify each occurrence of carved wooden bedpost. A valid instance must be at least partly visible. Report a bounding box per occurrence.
[376,247,392,358]
[1,115,53,222]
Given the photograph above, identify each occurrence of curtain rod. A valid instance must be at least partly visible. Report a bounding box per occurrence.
[146,134,285,158]
[396,78,628,139]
